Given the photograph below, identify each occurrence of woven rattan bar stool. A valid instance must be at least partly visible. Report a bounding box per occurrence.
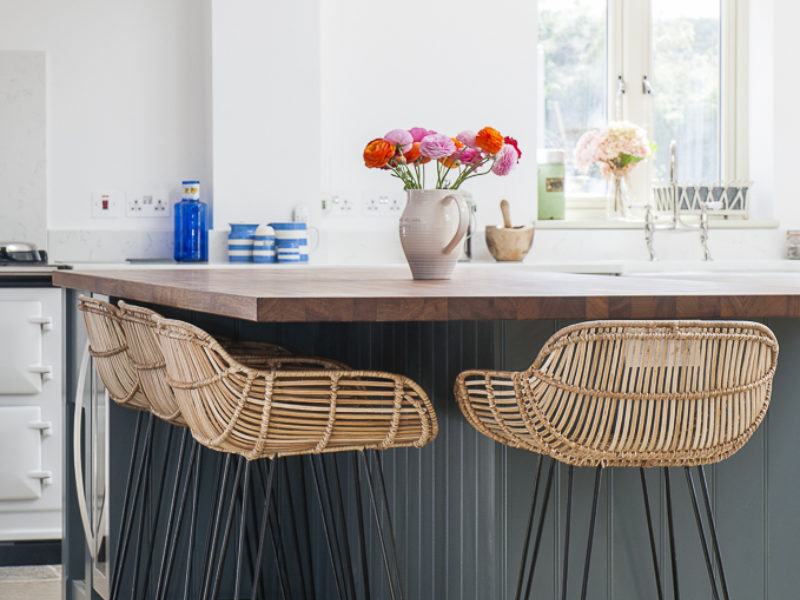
[79,297,302,599]
[153,315,437,600]
[455,320,778,600]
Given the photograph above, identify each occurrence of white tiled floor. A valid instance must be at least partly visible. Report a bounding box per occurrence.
[0,565,60,599]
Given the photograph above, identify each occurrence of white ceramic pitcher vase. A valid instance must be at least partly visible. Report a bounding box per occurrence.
[399,189,470,280]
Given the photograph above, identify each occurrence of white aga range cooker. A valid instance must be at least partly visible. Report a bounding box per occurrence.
[0,242,68,541]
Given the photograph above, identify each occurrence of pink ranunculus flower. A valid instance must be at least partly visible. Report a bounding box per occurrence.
[384,129,413,153]
[456,130,477,148]
[491,144,517,176]
[458,147,482,165]
[419,133,456,159]
[409,127,435,143]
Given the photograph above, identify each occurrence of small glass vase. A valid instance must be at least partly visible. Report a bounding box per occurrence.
[607,175,629,220]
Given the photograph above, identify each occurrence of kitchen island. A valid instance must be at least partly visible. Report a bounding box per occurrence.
[54,264,800,600]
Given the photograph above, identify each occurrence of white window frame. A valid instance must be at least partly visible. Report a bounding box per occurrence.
[552,0,749,216]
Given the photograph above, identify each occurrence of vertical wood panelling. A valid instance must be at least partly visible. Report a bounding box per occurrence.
[99,307,799,599]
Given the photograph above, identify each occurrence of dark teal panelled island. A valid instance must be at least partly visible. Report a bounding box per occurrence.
[54,265,800,599]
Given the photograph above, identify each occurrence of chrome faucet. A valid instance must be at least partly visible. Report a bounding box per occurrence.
[643,140,716,261]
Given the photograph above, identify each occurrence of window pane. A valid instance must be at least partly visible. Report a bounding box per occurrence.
[538,0,607,195]
[652,0,720,182]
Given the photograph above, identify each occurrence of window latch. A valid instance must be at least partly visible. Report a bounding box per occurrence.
[642,75,654,95]
[617,75,626,96]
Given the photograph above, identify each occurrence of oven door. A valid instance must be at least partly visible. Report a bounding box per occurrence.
[0,287,62,540]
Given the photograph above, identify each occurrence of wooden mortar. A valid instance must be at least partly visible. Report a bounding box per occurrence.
[485,199,534,261]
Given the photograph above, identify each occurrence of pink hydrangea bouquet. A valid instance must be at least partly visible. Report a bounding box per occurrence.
[574,121,654,179]
[574,121,655,217]
[363,126,521,190]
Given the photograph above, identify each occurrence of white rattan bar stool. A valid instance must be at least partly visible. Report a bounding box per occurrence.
[154,315,438,600]
[455,320,778,600]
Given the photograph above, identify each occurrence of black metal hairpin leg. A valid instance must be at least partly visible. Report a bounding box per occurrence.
[244,474,265,600]
[562,464,575,600]
[522,458,557,600]
[296,457,318,599]
[515,454,544,600]
[108,410,143,592]
[697,466,730,600]
[309,454,346,600]
[319,454,354,599]
[580,465,603,600]
[153,428,190,599]
[640,467,665,600]
[110,412,153,599]
[158,441,199,600]
[208,456,245,600]
[664,468,680,600]
[233,461,252,600]
[201,454,234,600]
[141,422,179,598]
[360,450,398,600]
[128,424,155,600]
[351,452,371,599]
[284,458,312,600]
[372,450,405,600]
[182,447,202,600]
[684,467,721,600]
[330,454,358,599]
[268,501,292,600]
[251,459,278,600]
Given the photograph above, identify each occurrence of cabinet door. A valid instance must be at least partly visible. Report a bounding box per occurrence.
[0,405,45,500]
[0,300,47,394]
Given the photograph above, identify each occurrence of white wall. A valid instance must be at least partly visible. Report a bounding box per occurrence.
[320,0,539,226]
[0,0,212,232]
[211,0,321,228]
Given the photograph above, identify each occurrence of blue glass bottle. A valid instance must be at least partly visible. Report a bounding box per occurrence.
[174,180,208,262]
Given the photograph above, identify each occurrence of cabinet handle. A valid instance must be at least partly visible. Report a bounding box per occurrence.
[27,470,53,484]
[28,364,53,382]
[28,420,52,437]
[28,315,53,332]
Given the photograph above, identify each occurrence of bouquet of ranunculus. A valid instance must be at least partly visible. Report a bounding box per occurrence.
[363,126,521,189]
[574,121,654,179]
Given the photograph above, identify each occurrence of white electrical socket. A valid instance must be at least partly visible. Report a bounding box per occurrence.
[321,194,354,217]
[363,191,404,216]
[91,191,123,218]
[126,191,170,218]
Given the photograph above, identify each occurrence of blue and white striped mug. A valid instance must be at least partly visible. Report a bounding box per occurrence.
[228,223,259,262]
[252,225,276,263]
[269,222,319,263]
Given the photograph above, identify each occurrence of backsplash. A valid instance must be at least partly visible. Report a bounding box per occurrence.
[0,51,46,249]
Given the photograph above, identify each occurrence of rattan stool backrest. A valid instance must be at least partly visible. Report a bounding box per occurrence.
[154,316,438,460]
[77,295,150,411]
[456,320,779,467]
[116,301,296,426]
[116,301,186,425]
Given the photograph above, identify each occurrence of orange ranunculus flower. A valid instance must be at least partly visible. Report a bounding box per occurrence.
[475,127,504,154]
[363,138,396,168]
[403,142,421,163]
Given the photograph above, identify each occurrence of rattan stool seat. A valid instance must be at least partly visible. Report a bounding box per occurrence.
[154,316,438,460]
[456,320,778,468]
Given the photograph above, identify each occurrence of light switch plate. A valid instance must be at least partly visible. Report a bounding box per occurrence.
[91,191,123,218]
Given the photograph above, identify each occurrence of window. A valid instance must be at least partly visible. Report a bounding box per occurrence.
[537,0,746,214]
